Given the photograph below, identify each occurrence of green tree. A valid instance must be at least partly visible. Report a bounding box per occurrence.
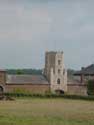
[16,69,23,75]
[87,80,94,95]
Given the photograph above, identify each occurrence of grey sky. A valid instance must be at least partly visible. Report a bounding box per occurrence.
[0,0,94,69]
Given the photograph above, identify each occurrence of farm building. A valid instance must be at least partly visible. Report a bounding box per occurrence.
[0,51,67,94]
[0,51,90,96]
[74,64,94,83]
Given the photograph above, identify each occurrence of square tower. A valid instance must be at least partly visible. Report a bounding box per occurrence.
[44,51,67,93]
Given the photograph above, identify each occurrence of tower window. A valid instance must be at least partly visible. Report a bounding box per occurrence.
[57,78,60,84]
[58,69,61,74]
[63,69,65,75]
[58,60,61,65]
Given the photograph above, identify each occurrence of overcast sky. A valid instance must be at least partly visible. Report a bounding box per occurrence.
[0,0,94,69]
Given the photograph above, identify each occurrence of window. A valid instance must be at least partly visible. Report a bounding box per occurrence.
[58,60,61,65]
[63,69,65,75]
[58,69,61,74]
[57,78,60,84]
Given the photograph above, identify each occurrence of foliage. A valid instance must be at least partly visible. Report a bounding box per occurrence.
[87,80,94,95]
[16,69,23,75]
[6,69,42,75]
[13,88,30,94]
[4,92,94,101]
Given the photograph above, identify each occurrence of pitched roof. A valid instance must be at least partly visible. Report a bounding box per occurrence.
[6,75,49,85]
[74,64,94,75]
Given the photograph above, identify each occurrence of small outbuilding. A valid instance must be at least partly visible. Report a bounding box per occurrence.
[74,64,94,83]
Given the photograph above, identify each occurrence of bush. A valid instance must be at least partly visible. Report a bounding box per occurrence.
[87,80,94,95]
[4,92,94,101]
[12,88,32,95]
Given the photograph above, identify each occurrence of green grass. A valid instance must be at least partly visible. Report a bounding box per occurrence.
[0,98,94,125]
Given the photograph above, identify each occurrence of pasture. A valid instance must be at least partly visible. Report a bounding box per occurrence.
[0,98,94,125]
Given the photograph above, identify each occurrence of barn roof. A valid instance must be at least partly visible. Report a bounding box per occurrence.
[6,75,49,85]
[74,64,94,75]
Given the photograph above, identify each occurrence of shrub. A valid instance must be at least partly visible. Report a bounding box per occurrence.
[12,88,31,95]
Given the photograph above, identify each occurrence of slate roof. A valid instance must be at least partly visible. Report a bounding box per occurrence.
[6,75,49,85]
[74,64,94,75]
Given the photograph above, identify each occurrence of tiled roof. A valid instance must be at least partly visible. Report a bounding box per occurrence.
[6,75,49,84]
[74,64,94,75]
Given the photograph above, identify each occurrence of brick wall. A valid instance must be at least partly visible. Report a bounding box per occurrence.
[5,84,50,94]
[67,84,87,96]
[0,71,6,84]
[3,83,88,95]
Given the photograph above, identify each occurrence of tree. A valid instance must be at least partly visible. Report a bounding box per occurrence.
[87,80,94,95]
[16,69,23,75]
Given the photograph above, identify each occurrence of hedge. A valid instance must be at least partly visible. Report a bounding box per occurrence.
[4,92,94,101]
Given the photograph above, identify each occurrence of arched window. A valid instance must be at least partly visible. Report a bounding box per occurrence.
[55,89,64,94]
[57,78,60,84]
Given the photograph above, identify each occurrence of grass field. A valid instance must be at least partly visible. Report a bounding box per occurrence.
[0,98,94,125]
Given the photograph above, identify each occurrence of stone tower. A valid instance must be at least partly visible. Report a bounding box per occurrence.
[44,51,67,93]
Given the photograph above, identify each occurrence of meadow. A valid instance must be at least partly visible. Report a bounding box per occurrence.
[0,98,94,125]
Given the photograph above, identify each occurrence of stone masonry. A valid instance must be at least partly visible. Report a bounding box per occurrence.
[44,51,67,93]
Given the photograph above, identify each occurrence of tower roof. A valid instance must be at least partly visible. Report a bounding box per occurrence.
[46,51,63,54]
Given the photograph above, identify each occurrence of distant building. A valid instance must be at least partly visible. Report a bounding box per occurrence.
[66,64,94,96]
[0,51,67,94]
[1,51,92,96]
[74,64,94,83]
